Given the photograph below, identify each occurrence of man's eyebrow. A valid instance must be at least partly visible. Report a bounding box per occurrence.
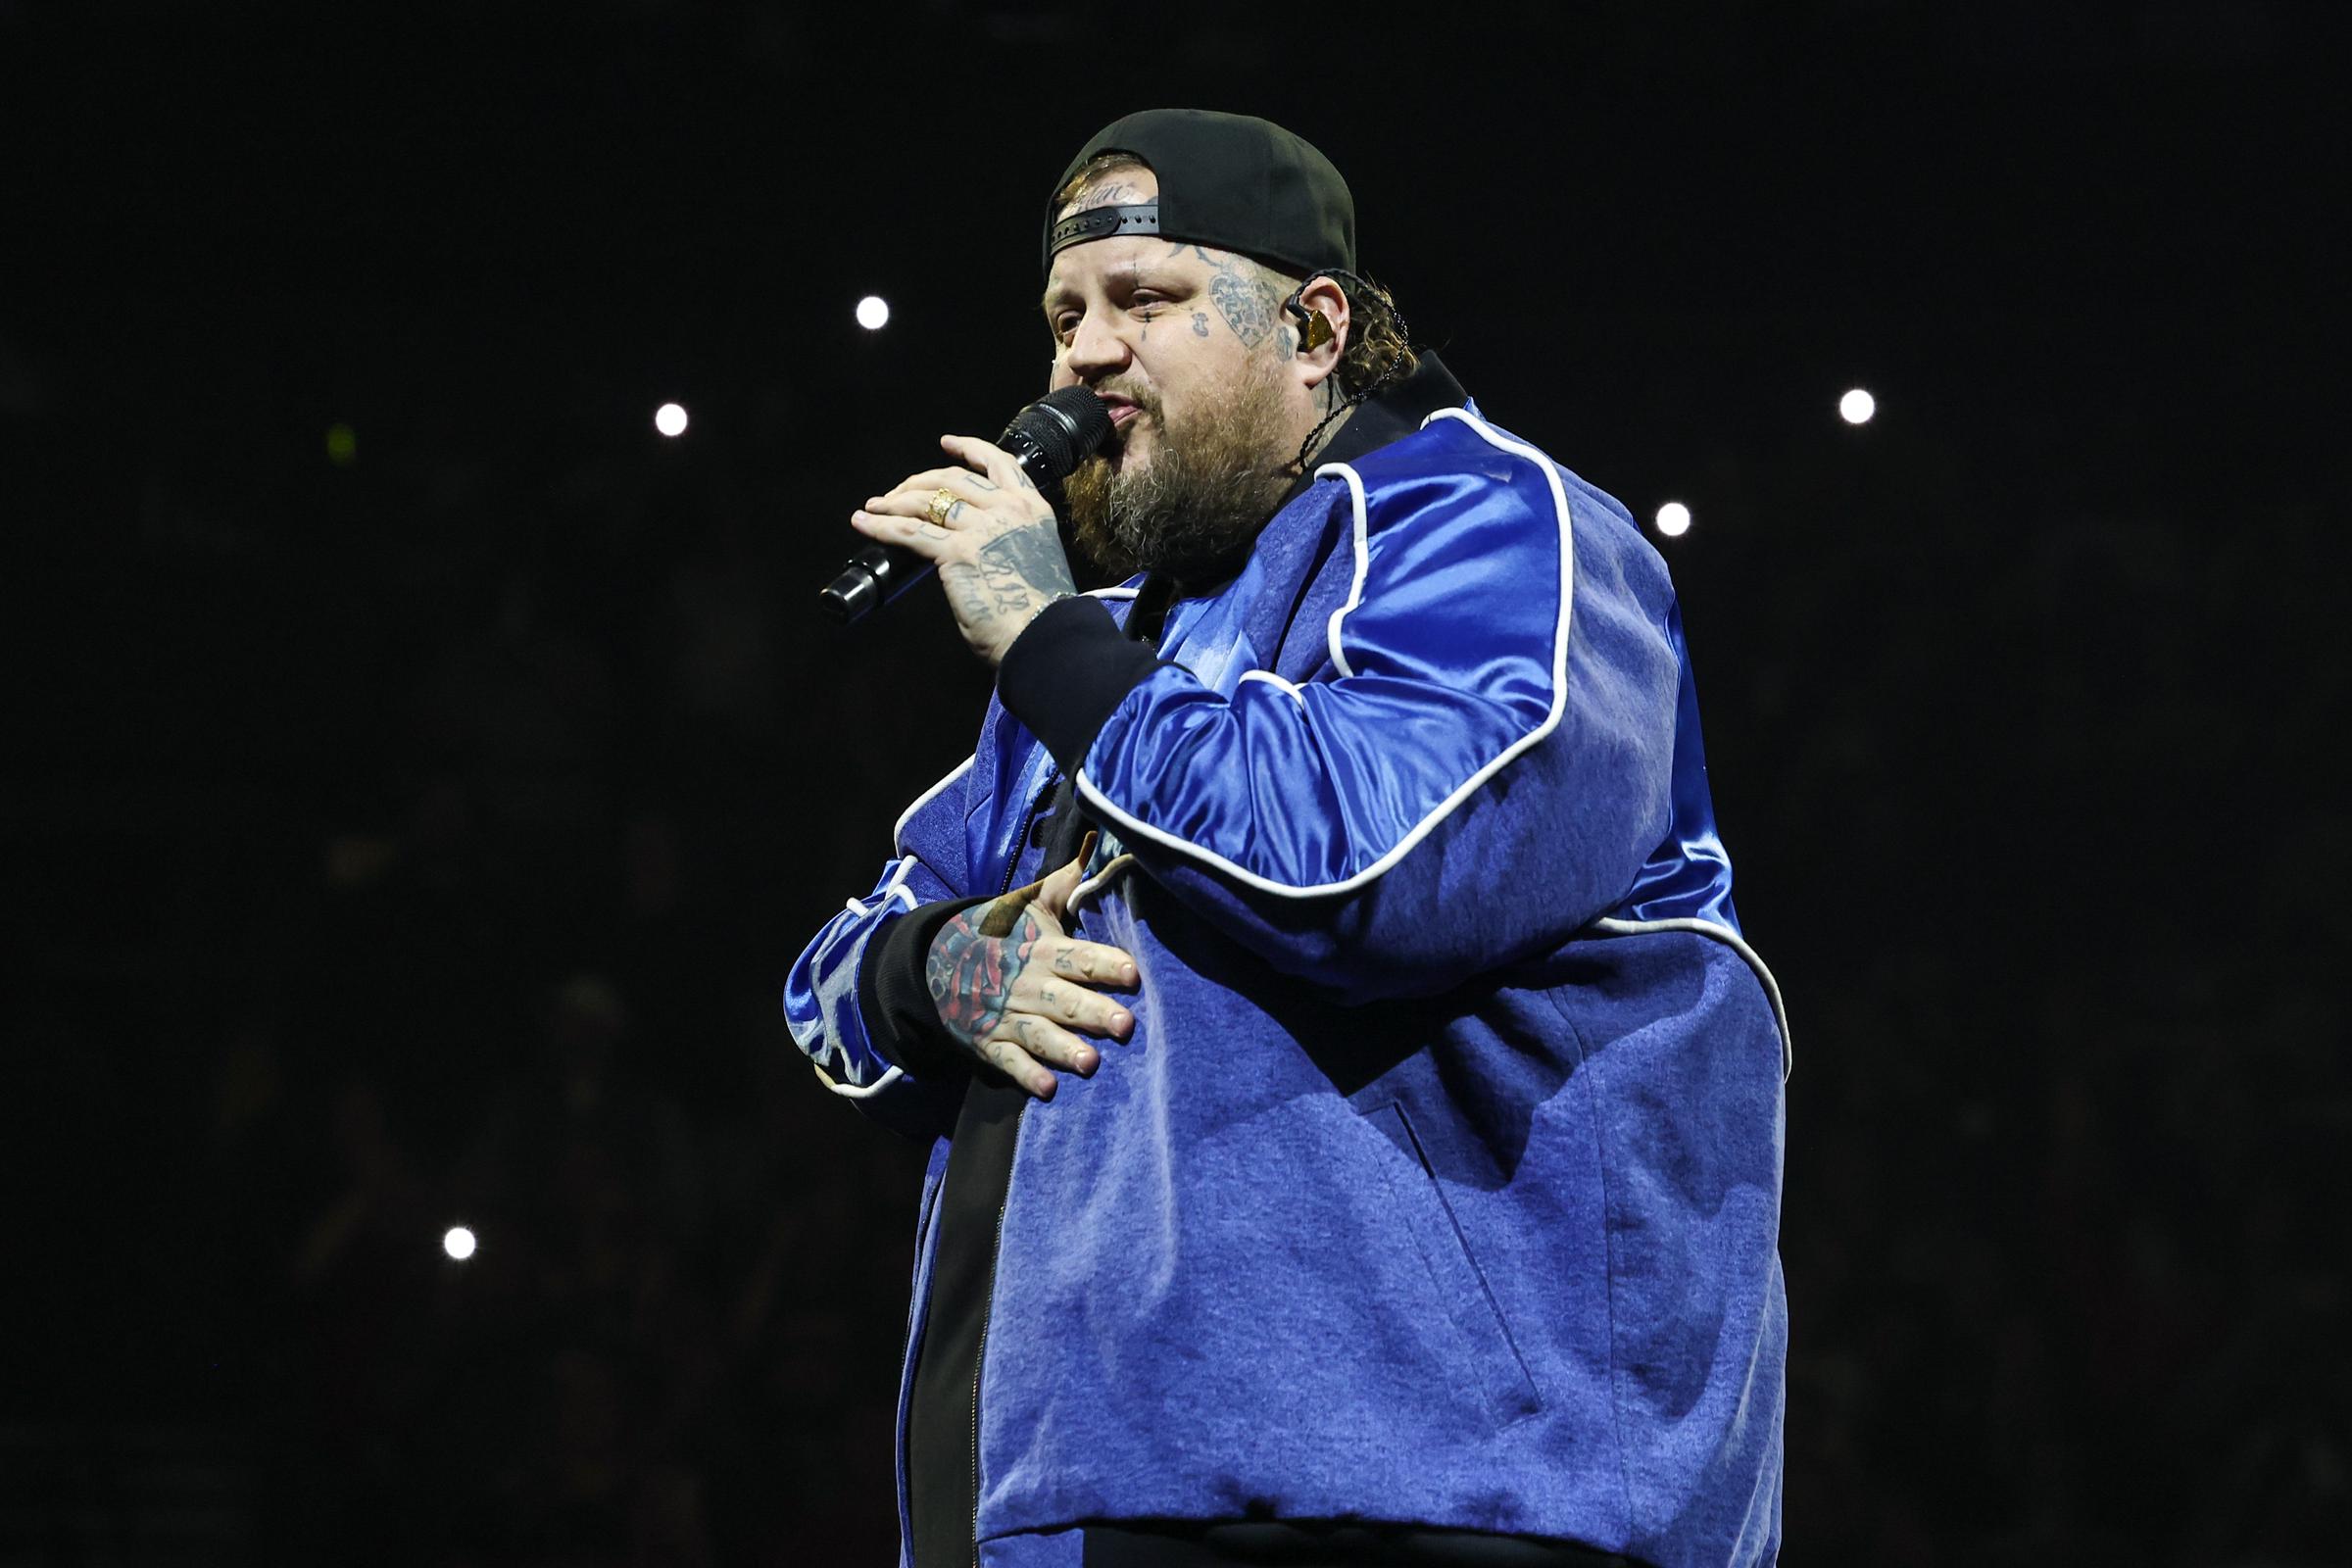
[1040,265,1188,317]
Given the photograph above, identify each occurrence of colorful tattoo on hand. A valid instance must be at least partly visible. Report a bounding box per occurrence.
[927,891,1046,1046]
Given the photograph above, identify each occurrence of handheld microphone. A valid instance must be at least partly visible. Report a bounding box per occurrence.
[819,386,1115,623]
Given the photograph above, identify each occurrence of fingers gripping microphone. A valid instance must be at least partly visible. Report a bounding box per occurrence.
[819,386,1115,624]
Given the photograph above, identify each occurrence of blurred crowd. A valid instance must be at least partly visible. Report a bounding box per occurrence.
[12,345,2347,1568]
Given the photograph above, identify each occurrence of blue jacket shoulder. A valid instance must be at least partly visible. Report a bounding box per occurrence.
[1345,410,1665,584]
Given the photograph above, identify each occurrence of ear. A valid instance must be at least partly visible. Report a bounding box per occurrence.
[1288,273,1352,392]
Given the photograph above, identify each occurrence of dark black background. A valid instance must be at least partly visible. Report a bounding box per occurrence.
[3,1,2345,1562]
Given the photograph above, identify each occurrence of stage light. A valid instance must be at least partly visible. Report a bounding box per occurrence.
[1839,388,1877,425]
[443,1226,477,1261]
[654,403,689,437]
[325,422,358,466]
[1656,501,1692,538]
[857,295,891,330]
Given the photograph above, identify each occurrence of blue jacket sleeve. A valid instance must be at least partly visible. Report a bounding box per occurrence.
[781,757,976,1140]
[999,417,1682,1000]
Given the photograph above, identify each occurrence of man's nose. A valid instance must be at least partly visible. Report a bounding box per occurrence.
[1062,311,1132,381]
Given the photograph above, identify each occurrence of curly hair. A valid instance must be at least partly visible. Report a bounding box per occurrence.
[1314,268,1416,401]
[1051,153,1416,398]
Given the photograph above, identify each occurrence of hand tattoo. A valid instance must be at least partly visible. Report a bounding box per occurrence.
[944,564,997,632]
[927,894,1046,1044]
[976,519,1077,616]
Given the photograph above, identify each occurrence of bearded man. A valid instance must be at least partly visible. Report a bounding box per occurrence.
[786,110,1789,1568]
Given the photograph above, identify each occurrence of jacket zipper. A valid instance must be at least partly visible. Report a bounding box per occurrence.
[999,775,1057,898]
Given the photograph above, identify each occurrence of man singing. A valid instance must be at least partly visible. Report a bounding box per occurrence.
[786,110,1789,1568]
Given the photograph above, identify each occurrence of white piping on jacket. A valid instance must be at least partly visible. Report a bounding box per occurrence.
[1589,916,1793,1079]
[843,857,921,917]
[1235,668,1308,706]
[1072,407,1576,900]
[810,1058,905,1099]
[891,760,971,859]
[1320,463,1375,679]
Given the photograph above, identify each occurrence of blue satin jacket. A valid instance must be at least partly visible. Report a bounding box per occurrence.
[785,405,1789,1568]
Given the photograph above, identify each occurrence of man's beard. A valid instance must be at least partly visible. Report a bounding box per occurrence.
[1060,358,1297,585]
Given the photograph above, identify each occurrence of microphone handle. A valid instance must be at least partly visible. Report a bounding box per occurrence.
[819,541,929,623]
[819,445,1056,624]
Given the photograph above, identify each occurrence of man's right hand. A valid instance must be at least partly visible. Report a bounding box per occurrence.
[926,847,1137,1100]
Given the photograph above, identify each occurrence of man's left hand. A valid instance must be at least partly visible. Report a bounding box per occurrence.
[853,435,1079,666]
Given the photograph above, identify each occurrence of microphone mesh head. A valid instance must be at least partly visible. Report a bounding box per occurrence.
[1003,387,1114,480]
[1042,385,1115,454]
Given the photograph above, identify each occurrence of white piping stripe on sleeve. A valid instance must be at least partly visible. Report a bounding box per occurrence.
[1590,916,1793,1079]
[842,858,923,917]
[1074,408,1576,900]
[785,1006,906,1099]
[892,758,973,858]
[1315,462,1374,679]
[1236,668,1308,707]
[810,1058,907,1100]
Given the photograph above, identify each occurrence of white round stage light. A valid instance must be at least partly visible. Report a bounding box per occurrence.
[1838,388,1877,425]
[654,403,690,437]
[1656,502,1692,538]
[857,295,891,330]
[443,1226,478,1261]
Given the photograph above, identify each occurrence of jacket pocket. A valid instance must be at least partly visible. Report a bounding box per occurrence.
[1366,1100,1542,1427]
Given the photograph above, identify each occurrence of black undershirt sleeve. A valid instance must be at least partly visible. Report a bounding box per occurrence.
[857,894,990,1079]
[995,594,1163,776]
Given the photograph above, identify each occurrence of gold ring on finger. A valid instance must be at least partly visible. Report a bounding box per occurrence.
[927,486,959,526]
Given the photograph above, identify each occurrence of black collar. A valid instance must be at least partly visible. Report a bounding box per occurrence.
[1283,349,1468,500]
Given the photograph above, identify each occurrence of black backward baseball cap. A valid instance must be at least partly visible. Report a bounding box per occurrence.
[1043,109,1356,279]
